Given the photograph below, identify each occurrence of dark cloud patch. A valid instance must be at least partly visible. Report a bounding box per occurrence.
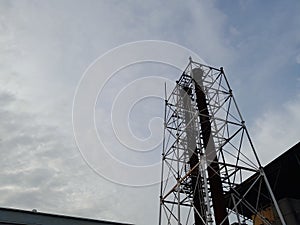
[0,90,81,212]
[0,89,132,222]
[0,92,15,106]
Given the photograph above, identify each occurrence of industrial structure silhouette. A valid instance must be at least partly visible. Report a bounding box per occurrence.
[1,60,300,225]
[159,59,299,225]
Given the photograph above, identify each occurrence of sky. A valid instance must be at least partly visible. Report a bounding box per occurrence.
[0,0,300,224]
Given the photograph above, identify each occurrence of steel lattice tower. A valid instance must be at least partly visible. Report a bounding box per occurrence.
[159,59,286,225]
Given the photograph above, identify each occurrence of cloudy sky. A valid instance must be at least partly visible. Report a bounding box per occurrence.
[0,0,300,224]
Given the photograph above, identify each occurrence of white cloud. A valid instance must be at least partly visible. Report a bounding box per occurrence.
[251,94,300,165]
[229,26,240,36]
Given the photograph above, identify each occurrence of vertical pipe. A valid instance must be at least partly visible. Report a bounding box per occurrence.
[180,87,205,225]
[192,68,229,225]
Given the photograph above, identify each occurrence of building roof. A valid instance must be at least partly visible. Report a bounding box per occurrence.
[0,207,133,225]
[262,141,300,200]
[225,141,300,218]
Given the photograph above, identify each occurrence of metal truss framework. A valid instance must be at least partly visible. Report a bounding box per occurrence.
[159,59,286,225]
